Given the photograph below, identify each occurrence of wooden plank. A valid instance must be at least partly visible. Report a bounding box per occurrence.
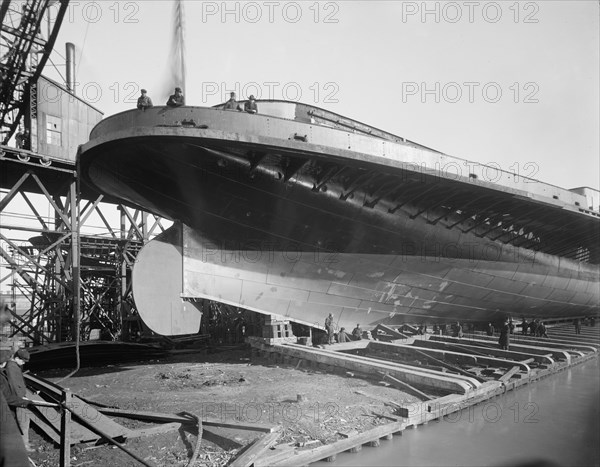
[379,372,433,401]
[229,430,281,467]
[127,422,182,439]
[26,391,101,444]
[29,411,61,444]
[354,390,401,407]
[70,410,156,467]
[68,396,132,440]
[254,444,297,467]
[371,411,402,421]
[499,366,521,383]
[96,407,277,432]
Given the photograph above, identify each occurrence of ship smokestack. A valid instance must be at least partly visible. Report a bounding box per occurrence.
[66,42,76,94]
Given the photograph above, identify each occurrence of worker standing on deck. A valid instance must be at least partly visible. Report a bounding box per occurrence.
[223,92,242,111]
[574,318,582,334]
[338,327,348,343]
[244,95,258,114]
[486,322,495,336]
[137,89,153,110]
[325,313,335,344]
[352,324,363,340]
[498,318,510,350]
[166,87,185,107]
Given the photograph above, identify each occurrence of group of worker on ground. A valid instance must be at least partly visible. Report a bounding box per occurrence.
[321,314,597,351]
[324,313,363,344]
[137,87,258,114]
[573,316,595,334]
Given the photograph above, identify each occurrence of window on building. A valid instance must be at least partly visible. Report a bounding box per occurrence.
[46,115,62,146]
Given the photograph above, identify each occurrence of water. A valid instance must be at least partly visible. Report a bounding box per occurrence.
[315,357,600,467]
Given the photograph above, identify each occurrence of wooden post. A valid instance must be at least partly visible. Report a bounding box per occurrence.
[60,389,71,467]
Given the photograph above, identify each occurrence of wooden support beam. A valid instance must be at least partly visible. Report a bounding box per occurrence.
[29,411,60,444]
[229,429,281,467]
[127,422,182,439]
[499,366,521,383]
[371,411,402,421]
[96,407,277,433]
[379,372,433,401]
[254,444,296,467]
[69,409,156,467]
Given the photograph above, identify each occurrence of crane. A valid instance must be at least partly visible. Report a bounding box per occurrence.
[0,0,69,145]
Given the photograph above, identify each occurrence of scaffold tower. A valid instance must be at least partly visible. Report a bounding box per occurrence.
[2,0,170,350]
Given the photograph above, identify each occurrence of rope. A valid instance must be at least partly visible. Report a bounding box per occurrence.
[180,411,203,467]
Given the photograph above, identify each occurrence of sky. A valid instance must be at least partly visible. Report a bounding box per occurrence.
[40,0,600,192]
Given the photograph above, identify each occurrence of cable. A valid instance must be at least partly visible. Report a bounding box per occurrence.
[76,21,90,74]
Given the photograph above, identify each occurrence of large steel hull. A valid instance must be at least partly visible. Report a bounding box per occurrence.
[80,103,600,334]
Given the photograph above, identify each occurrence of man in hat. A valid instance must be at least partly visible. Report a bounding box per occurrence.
[352,323,363,340]
[0,298,30,464]
[137,88,153,110]
[1,348,32,452]
[244,95,258,114]
[498,318,510,350]
[324,313,335,344]
[3,349,29,406]
[166,87,185,107]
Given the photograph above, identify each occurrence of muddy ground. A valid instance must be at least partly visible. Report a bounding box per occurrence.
[27,344,417,466]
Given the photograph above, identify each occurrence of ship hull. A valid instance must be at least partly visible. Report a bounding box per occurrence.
[80,104,600,334]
